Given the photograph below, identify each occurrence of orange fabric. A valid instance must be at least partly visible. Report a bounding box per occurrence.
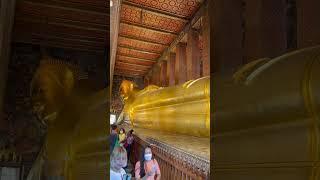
[135,159,160,180]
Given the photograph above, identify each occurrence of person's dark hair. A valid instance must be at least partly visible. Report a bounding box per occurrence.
[129,129,134,135]
[111,124,117,130]
[120,128,125,133]
[139,145,153,177]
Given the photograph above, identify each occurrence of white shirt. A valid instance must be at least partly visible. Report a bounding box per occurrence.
[110,168,126,180]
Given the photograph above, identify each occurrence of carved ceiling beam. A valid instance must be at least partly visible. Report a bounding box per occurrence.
[116,61,151,68]
[115,67,148,73]
[114,72,141,77]
[122,0,189,20]
[118,34,168,46]
[120,22,178,35]
[116,54,157,62]
[118,44,162,55]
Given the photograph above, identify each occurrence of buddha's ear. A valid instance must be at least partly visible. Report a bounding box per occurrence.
[130,83,134,91]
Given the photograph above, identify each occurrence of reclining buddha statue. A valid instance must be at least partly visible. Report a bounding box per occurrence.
[213,46,320,180]
[28,55,108,180]
[117,76,210,138]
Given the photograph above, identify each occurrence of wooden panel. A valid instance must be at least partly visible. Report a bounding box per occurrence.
[117,47,160,60]
[14,33,105,49]
[119,23,176,45]
[21,0,109,13]
[13,0,109,54]
[13,34,105,53]
[24,0,108,8]
[13,21,106,42]
[117,55,156,66]
[16,1,108,26]
[15,13,107,31]
[62,0,107,7]
[118,36,167,53]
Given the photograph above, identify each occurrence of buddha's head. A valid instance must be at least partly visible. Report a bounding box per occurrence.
[119,80,137,101]
[30,59,77,124]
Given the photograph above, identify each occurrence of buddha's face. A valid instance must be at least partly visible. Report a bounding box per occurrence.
[31,62,75,124]
[119,80,136,101]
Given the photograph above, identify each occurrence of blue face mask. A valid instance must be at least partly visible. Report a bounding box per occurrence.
[144,154,152,161]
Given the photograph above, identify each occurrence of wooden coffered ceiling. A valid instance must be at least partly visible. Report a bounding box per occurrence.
[13,0,109,54]
[114,0,204,77]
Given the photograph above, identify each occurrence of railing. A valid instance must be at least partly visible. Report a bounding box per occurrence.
[131,135,210,180]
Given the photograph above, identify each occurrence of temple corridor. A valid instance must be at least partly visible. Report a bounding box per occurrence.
[0,0,319,179]
[110,0,210,179]
[110,0,320,180]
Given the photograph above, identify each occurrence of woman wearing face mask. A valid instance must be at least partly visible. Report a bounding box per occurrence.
[110,145,128,180]
[134,146,161,180]
[119,128,126,145]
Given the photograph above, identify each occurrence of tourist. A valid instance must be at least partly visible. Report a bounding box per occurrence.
[134,146,161,180]
[124,129,134,160]
[110,124,118,153]
[110,145,129,180]
[119,128,126,145]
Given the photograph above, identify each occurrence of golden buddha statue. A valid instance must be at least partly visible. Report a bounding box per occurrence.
[117,76,210,137]
[28,56,108,180]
